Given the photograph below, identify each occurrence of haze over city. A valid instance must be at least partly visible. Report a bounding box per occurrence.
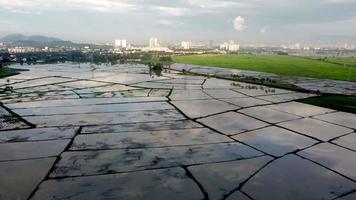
[1,0,356,45]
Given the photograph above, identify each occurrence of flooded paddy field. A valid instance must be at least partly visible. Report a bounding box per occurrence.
[0,63,355,200]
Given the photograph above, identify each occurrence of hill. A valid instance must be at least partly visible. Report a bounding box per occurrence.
[0,34,110,49]
[1,34,62,43]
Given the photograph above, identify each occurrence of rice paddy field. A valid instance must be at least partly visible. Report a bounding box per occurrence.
[298,95,356,114]
[311,56,356,67]
[173,55,356,82]
[0,68,18,78]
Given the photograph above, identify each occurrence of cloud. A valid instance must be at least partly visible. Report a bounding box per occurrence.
[325,0,356,3]
[0,0,30,7]
[260,26,270,34]
[154,6,190,16]
[187,0,250,9]
[233,16,246,31]
[0,0,40,14]
[68,0,139,13]
[156,20,183,27]
[3,7,40,14]
[0,0,138,14]
[1,0,356,44]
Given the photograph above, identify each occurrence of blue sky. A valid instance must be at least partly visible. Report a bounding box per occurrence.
[0,0,356,45]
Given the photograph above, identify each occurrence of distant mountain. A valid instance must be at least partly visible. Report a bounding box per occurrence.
[9,40,80,48]
[1,34,63,43]
[0,33,111,49]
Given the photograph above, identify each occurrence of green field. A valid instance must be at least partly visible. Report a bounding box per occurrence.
[298,95,356,114]
[173,55,356,82]
[0,69,18,78]
[320,57,356,67]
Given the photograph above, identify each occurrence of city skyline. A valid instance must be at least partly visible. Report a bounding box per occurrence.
[2,33,355,50]
[0,0,356,45]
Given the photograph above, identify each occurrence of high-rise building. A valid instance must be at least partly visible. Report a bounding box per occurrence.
[181,41,192,49]
[293,43,301,50]
[228,40,240,51]
[121,40,127,48]
[209,40,213,48]
[145,37,171,52]
[115,40,121,47]
[219,42,228,50]
[114,39,127,48]
[220,40,240,51]
[149,37,160,48]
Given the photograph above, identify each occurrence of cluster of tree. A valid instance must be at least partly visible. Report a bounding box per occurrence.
[0,51,87,65]
[141,54,173,66]
[273,51,289,55]
[0,51,175,69]
[0,51,148,65]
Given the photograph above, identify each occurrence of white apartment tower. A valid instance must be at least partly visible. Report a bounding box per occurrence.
[228,40,240,51]
[149,37,160,48]
[181,41,192,49]
[220,40,240,51]
[121,40,127,48]
[115,39,127,48]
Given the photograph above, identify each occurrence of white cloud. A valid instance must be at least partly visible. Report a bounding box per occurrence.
[156,20,183,27]
[69,0,138,13]
[1,0,356,44]
[260,26,270,34]
[0,0,30,7]
[325,0,356,3]
[0,0,138,14]
[0,0,40,14]
[2,7,41,14]
[157,20,174,25]
[187,0,250,9]
[154,6,190,16]
[233,16,246,31]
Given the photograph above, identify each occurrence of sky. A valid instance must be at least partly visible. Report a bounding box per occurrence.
[0,0,356,45]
